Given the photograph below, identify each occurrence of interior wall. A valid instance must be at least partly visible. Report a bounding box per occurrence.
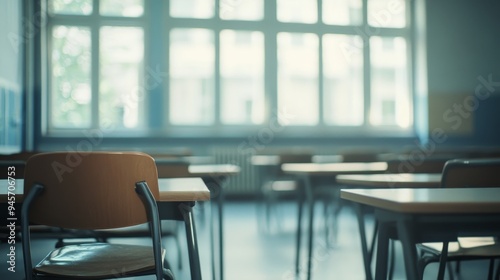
[426,0,500,146]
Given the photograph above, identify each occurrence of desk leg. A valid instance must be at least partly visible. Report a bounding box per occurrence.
[304,175,314,280]
[179,202,203,280]
[204,177,225,280]
[296,189,304,278]
[375,221,390,280]
[437,242,449,280]
[396,220,419,280]
[218,184,224,280]
[354,204,373,280]
[210,202,216,280]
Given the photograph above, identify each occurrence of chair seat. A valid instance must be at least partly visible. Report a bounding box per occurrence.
[95,221,178,238]
[34,243,165,278]
[419,239,500,257]
[458,236,496,248]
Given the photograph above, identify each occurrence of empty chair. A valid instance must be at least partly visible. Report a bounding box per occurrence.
[21,152,174,279]
[417,158,500,280]
[386,157,448,174]
[259,153,312,232]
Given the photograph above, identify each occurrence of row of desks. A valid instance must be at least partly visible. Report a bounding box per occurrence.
[279,161,500,280]
[4,153,500,280]
[341,187,500,280]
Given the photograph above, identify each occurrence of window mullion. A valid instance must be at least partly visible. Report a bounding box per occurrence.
[145,0,164,129]
[265,0,278,123]
[318,0,324,126]
[362,0,371,129]
[90,0,100,129]
[214,1,221,126]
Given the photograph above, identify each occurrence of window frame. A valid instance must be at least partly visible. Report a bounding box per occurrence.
[40,0,418,139]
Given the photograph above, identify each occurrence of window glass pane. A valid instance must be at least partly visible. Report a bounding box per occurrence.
[370,36,411,127]
[100,0,144,17]
[169,28,214,125]
[277,32,319,125]
[368,0,406,28]
[100,27,144,129]
[323,0,362,25]
[220,30,264,124]
[220,0,263,21]
[170,0,214,19]
[277,0,317,24]
[48,0,92,15]
[51,26,91,128]
[323,34,363,126]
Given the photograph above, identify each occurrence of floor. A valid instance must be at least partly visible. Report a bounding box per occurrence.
[0,200,495,280]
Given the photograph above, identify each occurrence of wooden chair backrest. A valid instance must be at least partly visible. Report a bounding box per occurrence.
[156,163,190,178]
[386,158,447,173]
[279,154,312,164]
[24,152,159,230]
[441,158,500,188]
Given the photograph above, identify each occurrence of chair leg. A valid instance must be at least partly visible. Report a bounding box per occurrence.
[173,234,183,270]
[437,242,449,280]
[455,260,461,274]
[388,240,396,280]
[495,259,500,280]
[446,262,455,280]
[488,258,495,280]
[417,254,434,280]
[163,267,176,280]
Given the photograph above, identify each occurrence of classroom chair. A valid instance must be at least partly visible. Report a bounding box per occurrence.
[417,158,500,280]
[21,152,174,279]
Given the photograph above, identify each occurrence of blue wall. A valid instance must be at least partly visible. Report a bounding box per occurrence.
[426,0,500,146]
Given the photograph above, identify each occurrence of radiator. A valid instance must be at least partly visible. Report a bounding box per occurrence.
[210,147,260,196]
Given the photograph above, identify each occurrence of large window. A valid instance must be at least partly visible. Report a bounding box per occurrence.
[44,0,414,136]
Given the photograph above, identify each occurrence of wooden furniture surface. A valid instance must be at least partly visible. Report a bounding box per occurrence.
[341,187,500,280]
[23,152,159,229]
[416,158,500,279]
[154,160,240,178]
[337,173,440,280]
[20,152,173,280]
[336,173,441,188]
[341,187,500,213]
[281,162,388,175]
[153,160,240,280]
[158,178,210,201]
[281,161,389,280]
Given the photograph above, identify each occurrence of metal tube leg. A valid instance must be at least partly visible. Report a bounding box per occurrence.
[355,204,373,280]
[210,201,216,280]
[296,185,305,277]
[304,176,314,280]
[437,242,449,280]
[397,220,420,280]
[306,190,315,280]
[179,202,203,280]
[218,186,224,280]
[375,222,390,280]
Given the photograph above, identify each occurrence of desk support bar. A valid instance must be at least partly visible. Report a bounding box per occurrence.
[295,184,305,277]
[136,181,166,280]
[397,219,420,280]
[179,202,202,280]
[354,204,373,280]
